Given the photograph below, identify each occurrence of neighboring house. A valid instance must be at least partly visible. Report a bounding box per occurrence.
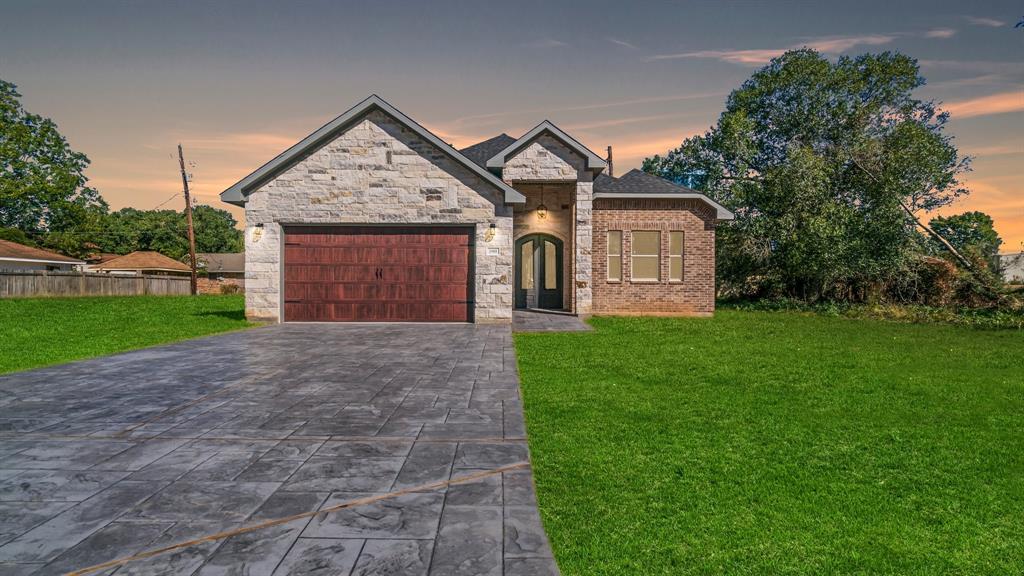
[197,252,245,294]
[0,239,84,272]
[89,251,192,276]
[999,252,1024,283]
[198,253,245,279]
[221,95,733,323]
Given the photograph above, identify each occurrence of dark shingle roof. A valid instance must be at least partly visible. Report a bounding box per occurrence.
[459,134,516,168]
[198,252,245,274]
[593,169,701,194]
[593,169,734,220]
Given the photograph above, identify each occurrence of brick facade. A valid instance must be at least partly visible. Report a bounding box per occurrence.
[197,277,244,295]
[592,198,717,316]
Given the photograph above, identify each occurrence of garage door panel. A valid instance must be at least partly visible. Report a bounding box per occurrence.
[283,226,472,322]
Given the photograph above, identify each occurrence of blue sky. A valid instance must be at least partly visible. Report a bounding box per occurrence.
[1,0,1021,246]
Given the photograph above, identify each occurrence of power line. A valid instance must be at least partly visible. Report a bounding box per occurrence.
[153,193,180,210]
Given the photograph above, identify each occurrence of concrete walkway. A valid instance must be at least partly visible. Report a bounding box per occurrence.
[0,323,558,575]
[512,310,592,333]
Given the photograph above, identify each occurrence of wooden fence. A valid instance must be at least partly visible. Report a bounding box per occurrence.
[0,271,191,298]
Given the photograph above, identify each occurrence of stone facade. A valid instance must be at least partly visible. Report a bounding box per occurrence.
[505,138,594,315]
[591,198,717,316]
[503,135,585,181]
[243,109,513,323]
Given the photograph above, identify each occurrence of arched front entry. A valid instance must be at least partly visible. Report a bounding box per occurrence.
[515,234,564,310]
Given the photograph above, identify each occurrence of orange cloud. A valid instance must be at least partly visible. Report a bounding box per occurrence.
[652,34,897,64]
[944,90,1024,119]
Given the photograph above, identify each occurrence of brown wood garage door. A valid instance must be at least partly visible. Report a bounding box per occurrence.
[283,226,472,322]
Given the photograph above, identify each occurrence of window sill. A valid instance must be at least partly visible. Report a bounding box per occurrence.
[630,279,661,284]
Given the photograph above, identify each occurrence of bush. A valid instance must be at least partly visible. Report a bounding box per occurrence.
[720,297,1024,329]
[219,283,241,295]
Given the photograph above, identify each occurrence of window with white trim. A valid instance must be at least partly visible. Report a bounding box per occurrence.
[607,230,622,281]
[669,231,684,282]
[631,231,660,281]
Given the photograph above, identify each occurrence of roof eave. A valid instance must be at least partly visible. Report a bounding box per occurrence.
[0,256,84,265]
[219,95,525,206]
[593,192,735,221]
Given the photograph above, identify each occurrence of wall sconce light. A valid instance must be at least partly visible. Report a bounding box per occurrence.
[251,222,264,243]
[484,223,497,243]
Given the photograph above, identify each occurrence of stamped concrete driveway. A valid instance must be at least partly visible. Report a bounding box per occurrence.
[0,323,558,576]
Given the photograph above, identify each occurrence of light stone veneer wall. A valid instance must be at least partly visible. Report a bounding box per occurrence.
[503,135,584,181]
[244,109,514,323]
[505,134,593,314]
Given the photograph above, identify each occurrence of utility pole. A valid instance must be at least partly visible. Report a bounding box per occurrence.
[178,144,198,295]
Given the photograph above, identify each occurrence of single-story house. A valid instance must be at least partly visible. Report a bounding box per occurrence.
[1000,253,1024,284]
[89,251,192,276]
[0,239,84,272]
[197,252,245,294]
[221,95,732,323]
[198,253,245,279]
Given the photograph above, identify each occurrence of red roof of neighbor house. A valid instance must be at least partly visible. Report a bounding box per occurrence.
[91,251,191,272]
[0,239,83,264]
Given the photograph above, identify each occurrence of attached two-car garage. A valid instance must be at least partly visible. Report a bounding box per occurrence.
[283,226,473,322]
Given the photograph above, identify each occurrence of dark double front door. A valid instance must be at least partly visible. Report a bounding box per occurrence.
[515,234,563,310]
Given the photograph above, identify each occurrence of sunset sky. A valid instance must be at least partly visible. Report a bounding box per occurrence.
[2,0,1021,249]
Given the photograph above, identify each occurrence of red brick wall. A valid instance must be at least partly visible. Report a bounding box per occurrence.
[197,276,245,295]
[592,198,717,315]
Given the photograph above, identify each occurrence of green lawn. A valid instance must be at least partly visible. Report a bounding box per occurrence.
[0,295,252,374]
[515,311,1024,575]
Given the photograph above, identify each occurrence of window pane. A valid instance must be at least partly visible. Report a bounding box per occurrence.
[608,255,621,281]
[520,242,533,289]
[670,257,682,281]
[544,240,557,290]
[608,230,622,281]
[608,230,621,256]
[633,256,659,280]
[670,231,683,255]
[632,231,659,256]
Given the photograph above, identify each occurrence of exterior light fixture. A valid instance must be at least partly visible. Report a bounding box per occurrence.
[536,187,548,219]
[484,223,497,242]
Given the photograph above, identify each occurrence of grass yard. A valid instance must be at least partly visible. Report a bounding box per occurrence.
[0,295,251,374]
[515,311,1024,575]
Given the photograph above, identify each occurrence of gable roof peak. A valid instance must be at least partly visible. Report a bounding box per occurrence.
[485,120,608,172]
[220,94,525,206]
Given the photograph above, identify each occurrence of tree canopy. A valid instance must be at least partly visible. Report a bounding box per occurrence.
[644,49,972,301]
[0,80,108,236]
[929,211,1002,265]
[0,78,242,260]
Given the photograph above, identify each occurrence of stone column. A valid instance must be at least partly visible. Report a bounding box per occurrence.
[574,178,593,315]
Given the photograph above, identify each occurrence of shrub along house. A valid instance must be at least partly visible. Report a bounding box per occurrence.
[221,95,732,323]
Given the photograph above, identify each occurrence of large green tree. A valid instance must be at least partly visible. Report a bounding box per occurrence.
[98,205,242,260]
[0,80,107,237]
[929,211,1002,265]
[644,49,969,301]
